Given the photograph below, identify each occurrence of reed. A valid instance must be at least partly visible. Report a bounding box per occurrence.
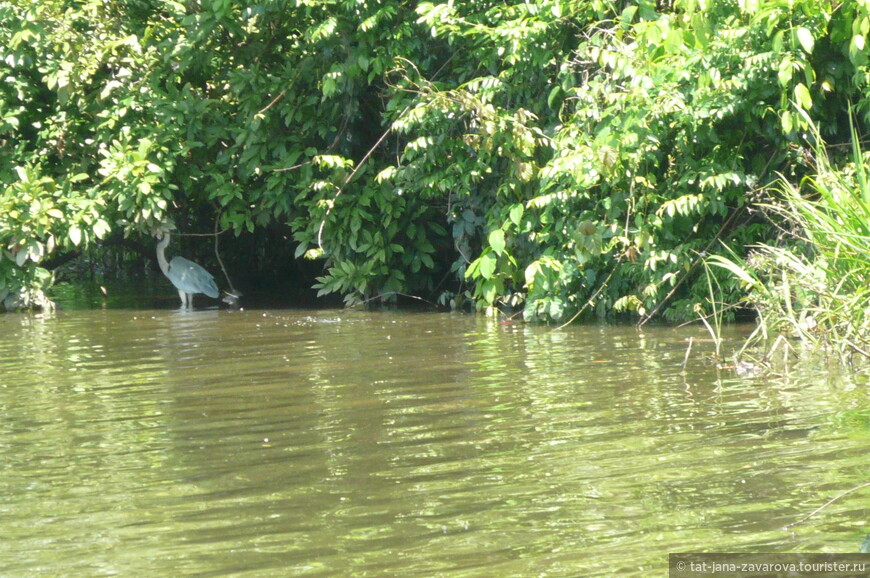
[697,258,725,361]
[707,109,870,366]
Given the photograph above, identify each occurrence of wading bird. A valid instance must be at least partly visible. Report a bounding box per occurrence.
[155,230,219,309]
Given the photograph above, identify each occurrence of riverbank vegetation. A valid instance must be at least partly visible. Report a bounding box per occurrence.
[708,112,870,365]
[1,0,868,341]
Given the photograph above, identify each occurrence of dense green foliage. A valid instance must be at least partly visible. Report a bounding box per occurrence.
[2,0,869,320]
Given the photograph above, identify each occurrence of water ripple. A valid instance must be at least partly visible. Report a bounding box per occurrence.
[1,310,868,575]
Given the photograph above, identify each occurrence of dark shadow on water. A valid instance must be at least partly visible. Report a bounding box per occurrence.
[48,280,331,311]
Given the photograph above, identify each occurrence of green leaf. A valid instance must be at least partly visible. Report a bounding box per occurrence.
[781,111,794,133]
[620,5,637,26]
[509,204,524,227]
[795,27,814,54]
[777,58,793,86]
[548,298,565,320]
[479,252,497,280]
[524,262,539,287]
[93,220,111,239]
[850,35,867,66]
[489,229,505,256]
[482,279,497,304]
[547,86,561,110]
[772,30,784,52]
[69,225,82,247]
[794,83,812,110]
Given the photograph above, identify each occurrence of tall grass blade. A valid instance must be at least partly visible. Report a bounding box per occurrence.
[705,107,870,366]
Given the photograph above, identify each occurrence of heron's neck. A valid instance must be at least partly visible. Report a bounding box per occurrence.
[156,233,171,275]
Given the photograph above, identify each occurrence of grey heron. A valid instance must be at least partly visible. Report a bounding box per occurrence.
[155,230,219,308]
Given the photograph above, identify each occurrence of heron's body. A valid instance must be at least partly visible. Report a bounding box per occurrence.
[156,232,219,308]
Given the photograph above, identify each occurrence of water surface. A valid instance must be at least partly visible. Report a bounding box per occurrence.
[1,309,868,576]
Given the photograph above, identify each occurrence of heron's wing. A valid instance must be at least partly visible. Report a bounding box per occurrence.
[169,256,220,298]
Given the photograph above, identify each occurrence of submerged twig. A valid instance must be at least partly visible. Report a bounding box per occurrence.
[682,337,693,369]
[357,291,436,306]
[760,334,792,364]
[784,481,870,530]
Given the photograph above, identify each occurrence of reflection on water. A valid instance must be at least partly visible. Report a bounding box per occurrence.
[1,310,868,576]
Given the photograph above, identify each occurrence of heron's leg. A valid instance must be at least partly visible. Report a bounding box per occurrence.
[178,289,188,309]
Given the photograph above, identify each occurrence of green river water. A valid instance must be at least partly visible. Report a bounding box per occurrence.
[1,307,868,576]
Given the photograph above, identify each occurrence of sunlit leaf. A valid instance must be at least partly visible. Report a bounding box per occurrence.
[796,27,814,54]
[794,83,813,110]
[489,229,505,256]
[509,204,524,227]
[93,220,111,239]
[479,252,497,280]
